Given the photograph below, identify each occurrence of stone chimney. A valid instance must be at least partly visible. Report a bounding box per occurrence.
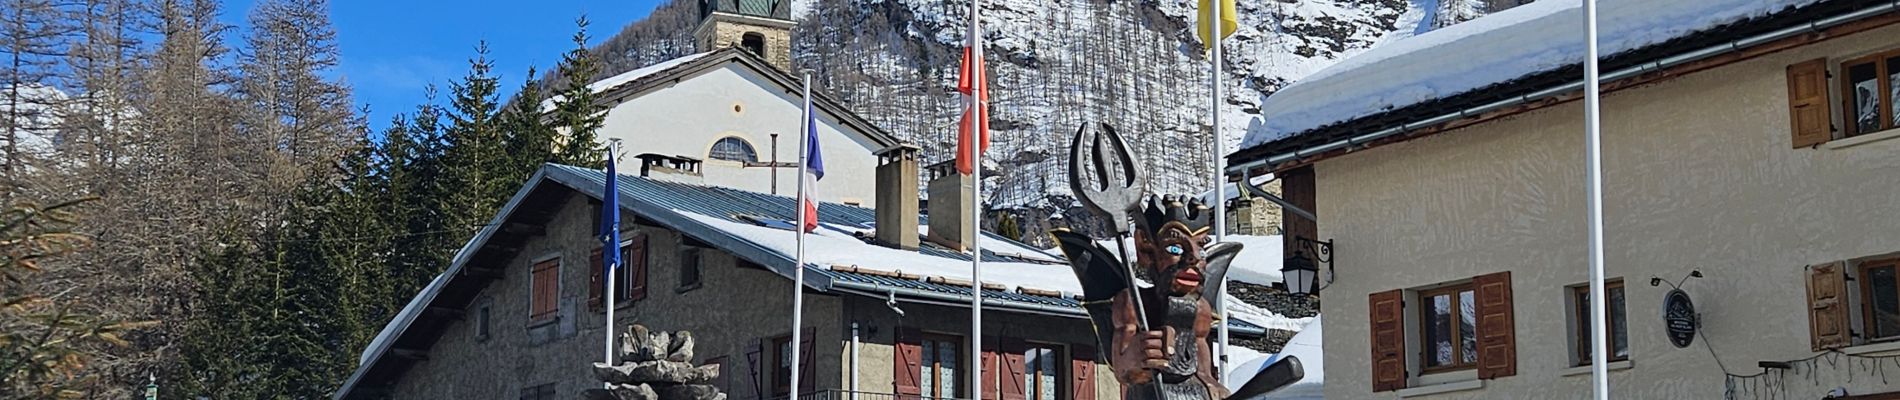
[925,160,975,251]
[635,153,705,185]
[874,145,920,249]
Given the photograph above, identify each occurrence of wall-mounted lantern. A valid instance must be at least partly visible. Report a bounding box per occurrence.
[1282,236,1334,296]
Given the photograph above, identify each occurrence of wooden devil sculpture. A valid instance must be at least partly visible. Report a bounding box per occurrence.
[1051,123,1301,400]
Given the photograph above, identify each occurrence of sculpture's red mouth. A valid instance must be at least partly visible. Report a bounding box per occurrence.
[1173,268,1202,288]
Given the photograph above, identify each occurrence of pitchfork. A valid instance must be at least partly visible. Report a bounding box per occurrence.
[1067,123,1166,400]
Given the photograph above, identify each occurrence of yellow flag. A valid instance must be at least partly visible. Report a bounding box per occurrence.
[1198,0,1238,52]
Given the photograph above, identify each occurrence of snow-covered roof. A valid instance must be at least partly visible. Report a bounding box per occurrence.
[540,52,714,111]
[1237,316,1321,400]
[1240,0,1831,150]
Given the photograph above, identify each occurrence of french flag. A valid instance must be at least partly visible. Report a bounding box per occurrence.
[799,90,824,233]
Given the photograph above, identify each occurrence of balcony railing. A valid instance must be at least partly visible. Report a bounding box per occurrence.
[771,390,970,400]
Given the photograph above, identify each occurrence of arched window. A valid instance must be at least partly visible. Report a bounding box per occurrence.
[741,32,767,59]
[710,137,758,162]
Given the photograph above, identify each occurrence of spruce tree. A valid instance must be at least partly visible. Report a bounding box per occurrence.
[549,16,605,168]
[502,66,558,179]
[444,41,509,232]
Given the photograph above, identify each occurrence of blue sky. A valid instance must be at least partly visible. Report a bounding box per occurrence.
[219,0,667,131]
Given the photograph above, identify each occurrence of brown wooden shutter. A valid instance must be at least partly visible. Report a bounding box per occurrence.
[1809,261,1852,351]
[1071,346,1097,400]
[589,248,604,310]
[630,234,649,300]
[747,340,765,400]
[1281,166,1318,260]
[799,327,817,394]
[1788,58,1833,148]
[981,341,1000,400]
[1368,289,1406,392]
[1474,271,1517,379]
[999,338,1027,400]
[894,328,923,399]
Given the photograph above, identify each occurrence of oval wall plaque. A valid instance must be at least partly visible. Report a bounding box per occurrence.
[1663,289,1697,348]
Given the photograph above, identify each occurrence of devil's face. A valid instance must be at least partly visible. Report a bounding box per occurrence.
[1135,222,1208,296]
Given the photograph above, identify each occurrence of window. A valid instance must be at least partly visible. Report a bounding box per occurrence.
[710,137,758,162]
[1842,51,1900,137]
[519,383,556,400]
[1023,345,1062,400]
[530,258,560,323]
[476,302,491,341]
[1418,284,1478,373]
[1861,258,1900,341]
[679,247,703,291]
[773,335,793,395]
[1569,280,1628,365]
[618,242,644,302]
[920,336,962,399]
[741,32,767,59]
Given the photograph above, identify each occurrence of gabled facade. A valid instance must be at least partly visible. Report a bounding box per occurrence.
[332,164,1285,400]
[1228,0,1900,398]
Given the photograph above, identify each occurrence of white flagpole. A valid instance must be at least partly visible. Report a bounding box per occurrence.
[1582,0,1609,398]
[604,141,619,388]
[968,0,987,397]
[1210,0,1231,386]
[789,72,813,400]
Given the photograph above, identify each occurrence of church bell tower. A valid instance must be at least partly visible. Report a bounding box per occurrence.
[696,0,796,72]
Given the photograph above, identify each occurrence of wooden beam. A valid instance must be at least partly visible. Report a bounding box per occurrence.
[462,267,503,280]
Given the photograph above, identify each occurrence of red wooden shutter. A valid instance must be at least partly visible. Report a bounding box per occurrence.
[1809,261,1852,350]
[748,339,765,400]
[800,327,817,394]
[999,338,1027,400]
[1474,272,1517,379]
[894,328,923,399]
[981,339,1000,400]
[1787,58,1833,147]
[630,234,649,300]
[589,248,604,310]
[1071,346,1096,400]
[1369,289,1405,392]
[530,259,560,321]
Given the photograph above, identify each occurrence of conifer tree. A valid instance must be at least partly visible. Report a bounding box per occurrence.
[444,41,509,231]
[502,66,558,179]
[550,16,605,168]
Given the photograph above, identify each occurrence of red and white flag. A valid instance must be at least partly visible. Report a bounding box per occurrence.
[955,22,989,176]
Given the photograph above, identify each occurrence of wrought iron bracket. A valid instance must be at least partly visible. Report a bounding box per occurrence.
[1291,235,1336,292]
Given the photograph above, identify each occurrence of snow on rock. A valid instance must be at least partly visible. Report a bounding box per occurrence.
[1243,0,1829,149]
[1227,316,1323,400]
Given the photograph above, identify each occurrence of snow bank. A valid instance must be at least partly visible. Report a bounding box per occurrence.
[1242,0,1828,149]
[1227,316,1324,400]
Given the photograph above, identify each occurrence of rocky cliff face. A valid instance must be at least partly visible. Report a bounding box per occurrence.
[580,0,1491,240]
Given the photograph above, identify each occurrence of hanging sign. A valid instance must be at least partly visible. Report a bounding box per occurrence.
[1663,289,1697,348]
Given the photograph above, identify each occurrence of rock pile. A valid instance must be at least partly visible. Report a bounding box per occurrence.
[584,325,726,400]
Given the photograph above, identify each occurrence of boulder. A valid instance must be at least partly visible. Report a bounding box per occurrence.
[626,360,716,383]
[611,383,658,400]
[593,362,637,385]
[658,384,721,400]
[667,331,695,362]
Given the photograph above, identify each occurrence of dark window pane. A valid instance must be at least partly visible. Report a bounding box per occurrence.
[1849,62,1881,134]
[1425,294,1454,367]
[1459,290,1477,364]
[711,137,758,162]
[1870,266,1900,338]
[1611,286,1628,359]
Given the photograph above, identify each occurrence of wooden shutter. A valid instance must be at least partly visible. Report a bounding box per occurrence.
[747,340,765,400]
[589,248,604,310]
[1368,289,1406,392]
[894,328,923,399]
[1809,261,1852,351]
[630,234,649,301]
[999,338,1027,400]
[1788,58,1833,148]
[1474,271,1517,379]
[530,259,560,322]
[1071,346,1096,400]
[799,327,817,394]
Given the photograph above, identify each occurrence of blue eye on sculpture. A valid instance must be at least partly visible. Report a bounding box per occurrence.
[1167,245,1184,255]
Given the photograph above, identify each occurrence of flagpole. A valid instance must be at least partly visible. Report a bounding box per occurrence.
[604,140,620,385]
[789,72,814,400]
[1209,0,1231,386]
[968,0,987,398]
[1582,0,1609,398]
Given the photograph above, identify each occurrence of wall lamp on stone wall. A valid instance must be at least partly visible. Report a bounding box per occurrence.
[1282,236,1334,296]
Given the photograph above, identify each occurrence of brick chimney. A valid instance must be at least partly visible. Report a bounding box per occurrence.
[925,160,974,251]
[874,145,920,249]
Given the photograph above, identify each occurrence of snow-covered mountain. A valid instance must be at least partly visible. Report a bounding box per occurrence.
[580,0,1502,234]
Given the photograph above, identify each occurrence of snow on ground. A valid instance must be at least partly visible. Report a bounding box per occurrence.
[1226,316,1324,400]
[1242,0,1829,149]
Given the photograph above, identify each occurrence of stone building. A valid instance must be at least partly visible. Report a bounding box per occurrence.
[1227,0,1900,398]
[330,159,1297,399]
